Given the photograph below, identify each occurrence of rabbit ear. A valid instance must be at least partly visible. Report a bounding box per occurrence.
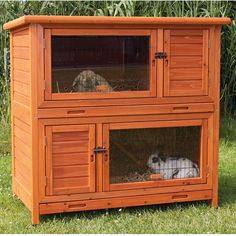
[72,73,83,88]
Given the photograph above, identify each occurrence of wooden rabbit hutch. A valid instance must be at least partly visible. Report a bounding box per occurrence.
[4,16,230,224]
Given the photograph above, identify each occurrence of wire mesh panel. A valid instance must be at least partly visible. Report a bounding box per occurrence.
[51,36,150,93]
[109,126,201,184]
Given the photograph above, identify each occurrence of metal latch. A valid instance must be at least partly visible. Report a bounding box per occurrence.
[155,52,167,59]
[93,146,107,153]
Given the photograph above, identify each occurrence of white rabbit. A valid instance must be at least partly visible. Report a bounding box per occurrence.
[147,150,199,180]
[72,70,113,92]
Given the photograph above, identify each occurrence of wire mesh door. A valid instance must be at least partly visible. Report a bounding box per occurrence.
[103,120,208,191]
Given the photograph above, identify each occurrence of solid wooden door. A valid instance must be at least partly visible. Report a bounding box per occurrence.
[164,29,209,97]
[45,124,95,196]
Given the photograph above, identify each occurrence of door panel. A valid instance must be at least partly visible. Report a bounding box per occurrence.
[45,124,95,196]
[44,29,157,101]
[103,119,208,192]
[164,29,209,97]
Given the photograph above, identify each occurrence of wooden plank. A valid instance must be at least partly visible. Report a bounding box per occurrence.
[53,187,90,195]
[14,116,31,134]
[170,56,202,68]
[39,190,212,215]
[170,29,203,36]
[202,29,209,95]
[96,124,103,192]
[211,26,221,208]
[53,153,89,166]
[170,35,202,44]
[12,34,29,47]
[157,29,164,97]
[4,15,231,31]
[14,178,32,211]
[169,80,202,91]
[169,68,202,81]
[14,125,31,146]
[13,69,30,85]
[13,92,30,107]
[13,47,30,60]
[53,165,89,178]
[37,103,214,119]
[88,124,96,192]
[170,44,203,56]
[12,101,30,123]
[52,131,89,142]
[13,80,30,97]
[52,140,88,154]
[14,136,31,157]
[13,58,30,73]
[41,182,212,203]
[53,177,89,189]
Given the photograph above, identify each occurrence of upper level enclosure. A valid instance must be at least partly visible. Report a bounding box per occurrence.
[4,16,230,108]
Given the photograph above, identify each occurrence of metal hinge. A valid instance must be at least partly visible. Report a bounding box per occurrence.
[208,39,210,49]
[155,52,167,59]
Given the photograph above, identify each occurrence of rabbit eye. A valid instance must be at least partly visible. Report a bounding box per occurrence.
[152,157,159,163]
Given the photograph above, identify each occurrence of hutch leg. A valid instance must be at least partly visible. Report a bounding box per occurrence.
[210,195,218,208]
[31,210,40,225]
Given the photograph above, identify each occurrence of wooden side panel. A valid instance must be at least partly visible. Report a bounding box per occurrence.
[45,124,95,196]
[11,27,32,210]
[164,29,209,96]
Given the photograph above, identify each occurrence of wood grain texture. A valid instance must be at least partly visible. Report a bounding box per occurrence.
[11,27,32,214]
[45,124,95,196]
[3,15,230,30]
[164,29,209,97]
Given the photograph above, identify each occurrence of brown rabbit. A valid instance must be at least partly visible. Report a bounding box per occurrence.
[72,70,113,92]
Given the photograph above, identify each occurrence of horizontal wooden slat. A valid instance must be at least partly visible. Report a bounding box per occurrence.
[15,148,31,169]
[170,30,203,36]
[170,68,203,81]
[53,140,88,154]
[39,190,212,214]
[14,125,31,146]
[14,136,31,157]
[170,44,203,56]
[52,131,89,142]
[170,80,202,91]
[53,152,89,166]
[13,91,30,107]
[12,102,30,124]
[15,163,31,187]
[13,58,30,72]
[13,47,30,59]
[53,186,90,195]
[53,165,89,178]
[14,116,31,134]
[13,80,30,97]
[170,56,202,68]
[170,35,202,44]
[15,157,30,173]
[13,69,30,85]
[12,34,29,47]
[53,177,89,189]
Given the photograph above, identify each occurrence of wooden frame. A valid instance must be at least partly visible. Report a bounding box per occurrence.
[4,16,230,224]
[103,119,208,192]
[44,28,157,101]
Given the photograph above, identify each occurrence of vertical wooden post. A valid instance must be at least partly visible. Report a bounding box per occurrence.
[210,26,221,208]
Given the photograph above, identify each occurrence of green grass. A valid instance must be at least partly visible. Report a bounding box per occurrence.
[0,116,236,233]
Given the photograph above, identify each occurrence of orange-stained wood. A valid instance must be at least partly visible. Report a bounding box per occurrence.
[3,15,230,30]
[6,16,227,224]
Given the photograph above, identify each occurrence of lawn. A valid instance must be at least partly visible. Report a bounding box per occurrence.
[0,116,236,233]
